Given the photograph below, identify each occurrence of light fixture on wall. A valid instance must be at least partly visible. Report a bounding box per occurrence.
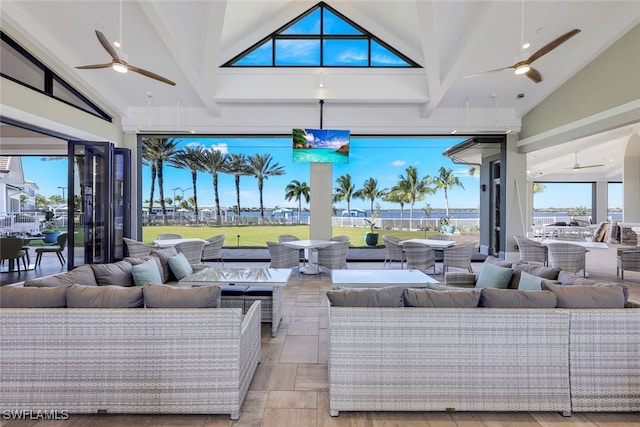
[318,71,325,88]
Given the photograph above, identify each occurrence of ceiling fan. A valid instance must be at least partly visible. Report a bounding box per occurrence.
[567,151,604,171]
[76,30,176,86]
[468,29,581,83]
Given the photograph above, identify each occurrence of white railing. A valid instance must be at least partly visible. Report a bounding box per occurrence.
[331,216,480,231]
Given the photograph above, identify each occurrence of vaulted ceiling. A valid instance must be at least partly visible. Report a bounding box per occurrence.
[1,1,639,181]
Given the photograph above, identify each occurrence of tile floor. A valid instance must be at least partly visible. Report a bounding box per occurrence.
[3,247,640,426]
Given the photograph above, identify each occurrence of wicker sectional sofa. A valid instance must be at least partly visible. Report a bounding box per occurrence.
[0,285,261,420]
[327,286,640,417]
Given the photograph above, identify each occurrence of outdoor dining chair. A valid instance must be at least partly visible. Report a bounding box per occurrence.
[382,235,405,269]
[0,237,28,272]
[402,241,436,274]
[174,240,206,265]
[442,241,477,273]
[317,241,349,275]
[34,232,68,267]
[547,242,588,277]
[514,235,548,265]
[201,234,226,265]
[428,234,453,241]
[267,241,300,270]
[123,238,155,258]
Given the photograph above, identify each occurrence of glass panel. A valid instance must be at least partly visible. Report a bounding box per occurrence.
[281,8,320,35]
[113,148,130,260]
[52,77,105,117]
[69,141,112,268]
[233,40,273,66]
[323,9,362,35]
[323,39,368,66]
[0,39,45,90]
[275,40,320,66]
[371,40,411,67]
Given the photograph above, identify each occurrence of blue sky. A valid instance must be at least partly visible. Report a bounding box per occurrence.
[21,145,622,212]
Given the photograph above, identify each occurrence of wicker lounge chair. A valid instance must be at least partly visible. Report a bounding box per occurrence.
[547,242,588,277]
[514,235,548,265]
[617,247,640,280]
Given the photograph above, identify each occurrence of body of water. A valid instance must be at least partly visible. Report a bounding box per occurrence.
[292,148,349,163]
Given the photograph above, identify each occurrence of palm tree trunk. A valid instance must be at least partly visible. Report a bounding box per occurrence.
[213,174,221,225]
[444,188,450,218]
[235,175,241,222]
[149,165,157,222]
[298,198,302,224]
[191,171,199,224]
[157,160,167,226]
[258,178,265,220]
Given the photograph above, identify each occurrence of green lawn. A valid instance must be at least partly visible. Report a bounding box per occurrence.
[142,225,443,248]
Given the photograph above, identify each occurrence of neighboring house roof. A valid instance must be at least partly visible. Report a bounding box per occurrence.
[0,156,12,174]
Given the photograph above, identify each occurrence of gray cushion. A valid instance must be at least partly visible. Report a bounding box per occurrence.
[327,287,404,307]
[509,263,560,289]
[168,252,194,281]
[475,262,513,289]
[517,271,543,291]
[151,247,178,283]
[131,258,163,286]
[403,288,480,307]
[556,270,597,286]
[143,284,221,308]
[480,288,557,308]
[23,264,97,287]
[542,281,627,308]
[91,261,134,286]
[66,284,144,308]
[0,285,68,307]
[483,255,513,268]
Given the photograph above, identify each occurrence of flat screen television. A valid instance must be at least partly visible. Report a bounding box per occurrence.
[292,128,350,163]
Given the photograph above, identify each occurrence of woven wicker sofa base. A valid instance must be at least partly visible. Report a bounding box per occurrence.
[328,306,640,416]
[220,285,283,337]
[1,302,262,420]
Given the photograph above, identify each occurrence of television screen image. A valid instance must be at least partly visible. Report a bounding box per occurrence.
[292,128,350,163]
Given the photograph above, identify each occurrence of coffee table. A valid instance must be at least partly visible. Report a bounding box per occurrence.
[331,269,438,289]
[179,267,292,336]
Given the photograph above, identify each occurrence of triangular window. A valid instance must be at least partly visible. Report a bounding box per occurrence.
[223,2,419,68]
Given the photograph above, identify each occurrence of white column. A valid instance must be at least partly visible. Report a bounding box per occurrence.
[504,133,528,262]
[623,132,640,222]
[593,181,609,223]
[309,163,333,240]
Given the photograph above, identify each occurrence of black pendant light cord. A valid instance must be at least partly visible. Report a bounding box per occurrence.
[319,99,324,130]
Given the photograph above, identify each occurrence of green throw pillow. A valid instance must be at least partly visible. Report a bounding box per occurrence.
[168,252,194,281]
[517,271,543,291]
[131,258,163,286]
[475,262,513,289]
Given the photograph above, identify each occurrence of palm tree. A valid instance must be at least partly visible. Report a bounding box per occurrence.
[533,182,546,194]
[201,148,227,225]
[385,184,410,221]
[433,166,464,219]
[142,137,179,224]
[285,180,310,224]
[353,177,387,216]
[141,141,158,220]
[396,166,434,224]
[247,153,286,220]
[333,174,355,214]
[168,146,205,222]
[222,153,249,220]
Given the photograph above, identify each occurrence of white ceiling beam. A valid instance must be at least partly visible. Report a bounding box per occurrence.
[415,1,439,118]
[422,1,496,118]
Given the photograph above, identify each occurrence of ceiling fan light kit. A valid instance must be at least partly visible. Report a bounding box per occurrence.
[514,63,531,75]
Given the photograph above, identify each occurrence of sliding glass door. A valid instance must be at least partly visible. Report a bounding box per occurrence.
[67,141,130,268]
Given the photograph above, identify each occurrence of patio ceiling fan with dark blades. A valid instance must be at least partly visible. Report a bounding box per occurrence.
[467,29,581,83]
[567,151,604,171]
[76,30,176,86]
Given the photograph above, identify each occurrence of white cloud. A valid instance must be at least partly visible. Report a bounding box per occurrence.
[205,143,229,154]
[391,160,406,167]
